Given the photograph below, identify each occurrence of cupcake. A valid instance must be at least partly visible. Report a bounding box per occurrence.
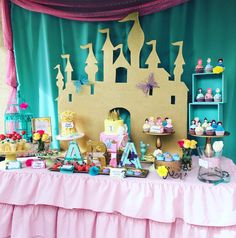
[156,154,164,161]
[214,88,222,102]
[196,88,205,102]
[164,153,173,162]
[172,153,180,161]
[205,124,215,136]
[205,88,214,102]
[202,118,208,132]
[205,58,213,73]
[215,122,225,136]
[143,119,150,132]
[195,124,204,136]
[211,120,217,131]
[195,58,204,73]
[189,119,196,135]
[164,118,173,133]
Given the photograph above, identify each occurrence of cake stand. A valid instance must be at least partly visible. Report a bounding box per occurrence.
[143,131,175,149]
[0,150,27,169]
[190,132,230,157]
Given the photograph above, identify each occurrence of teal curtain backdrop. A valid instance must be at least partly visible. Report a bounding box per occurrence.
[11,0,236,161]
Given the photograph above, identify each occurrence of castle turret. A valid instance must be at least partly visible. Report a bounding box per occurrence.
[54,64,64,100]
[119,12,144,69]
[172,41,185,82]
[145,40,161,69]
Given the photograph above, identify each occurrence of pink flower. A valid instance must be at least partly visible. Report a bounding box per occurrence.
[20,102,28,110]
[178,140,184,148]
[37,130,45,136]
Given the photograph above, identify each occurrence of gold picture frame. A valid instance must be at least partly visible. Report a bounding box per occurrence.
[32,117,52,137]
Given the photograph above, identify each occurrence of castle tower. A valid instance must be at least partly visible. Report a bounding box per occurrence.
[61,54,75,92]
[113,44,130,68]
[172,41,185,82]
[99,28,115,83]
[80,43,98,84]
[54,64,64,101]
[119,12,145,69]
[145,40,161,69]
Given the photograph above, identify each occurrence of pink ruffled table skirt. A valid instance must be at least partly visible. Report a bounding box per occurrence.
[0,157,236,238]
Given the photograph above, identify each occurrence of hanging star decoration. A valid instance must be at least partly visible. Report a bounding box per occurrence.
[137,73,159,96]
[73,74,90,93]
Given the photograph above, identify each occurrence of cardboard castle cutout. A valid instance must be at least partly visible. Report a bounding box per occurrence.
[54,12,188,153]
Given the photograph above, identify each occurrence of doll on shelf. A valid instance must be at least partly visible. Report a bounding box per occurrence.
[156,117,164,133]
[143,118,150,132]
[164,118,173,133]
[215,121,225,136]
[213,58,225,73]
[205,58,213,73]
[214,88,222,102]
[205,88,214,102]
[211,119,217,131]
[196,88,205,102]
[202,117,208,131]
[189,119,196,135]
[195,58,204,73]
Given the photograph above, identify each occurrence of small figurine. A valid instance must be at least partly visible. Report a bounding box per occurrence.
[195,121,204,136]
[155,117,164,133]
[211,119,217,130]
[214,88,222,102]
[195,58,204,73]
[202,117,208,131]
[196,88,205,102]
[162,117,168,127]
[189,119,196,135]
[213,58,225,74]
[217,58,224,68]
[148,116,155,127]
[205,122,215,136]
[143,118,150,132]
[194,117,200,125]
[205,58,213,73]
[205,88,214,102]
[164,118,173,133]
[215,121,225,136]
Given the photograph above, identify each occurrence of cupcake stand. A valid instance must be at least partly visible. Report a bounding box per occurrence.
[190,131,230,157]
[0,150,27,170]
[143,131,175,149]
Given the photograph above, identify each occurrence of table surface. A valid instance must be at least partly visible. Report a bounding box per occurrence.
[0,157,235,227]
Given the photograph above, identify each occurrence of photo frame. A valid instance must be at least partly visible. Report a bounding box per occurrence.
[32,117,52,137]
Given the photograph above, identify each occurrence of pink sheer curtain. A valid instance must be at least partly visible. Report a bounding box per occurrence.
[0,0,189,104]
[1,0,17,105]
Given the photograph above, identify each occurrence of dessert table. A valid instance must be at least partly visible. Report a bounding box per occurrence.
[0,157,236,238]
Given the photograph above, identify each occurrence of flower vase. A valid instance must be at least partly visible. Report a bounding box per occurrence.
[182,150,192,171]
[38,140,45,152]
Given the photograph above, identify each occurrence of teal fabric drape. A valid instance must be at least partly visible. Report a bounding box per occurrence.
[11,0,236,160]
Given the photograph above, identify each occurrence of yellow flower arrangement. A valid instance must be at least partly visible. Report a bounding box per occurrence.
[33,130,49,151]
[178,139,198,170]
